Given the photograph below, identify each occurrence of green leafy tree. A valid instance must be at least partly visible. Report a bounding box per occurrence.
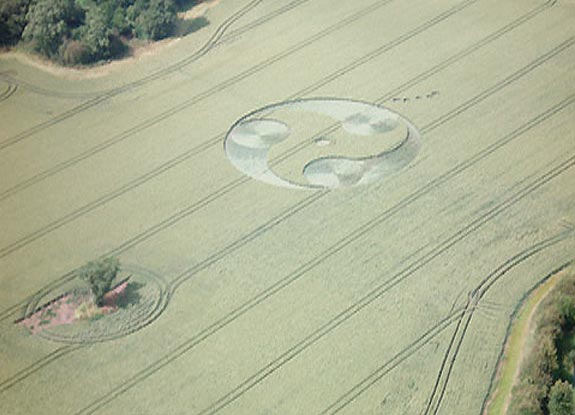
[6,0,190,63]
[78,257,120,306]
[80,4,111,60]
[22,0,81,57]
[134,0,175,40]
[548,380,575,415]
[559,295,575,328]
[0,0,32,46]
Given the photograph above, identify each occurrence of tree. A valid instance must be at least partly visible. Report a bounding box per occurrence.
[22,0,81,57]
[559,295,575,329]
[80,4,112,61]
[78,257,120,306]
[0,0,32,46]
[548,380,575,415]
[6,0,183,64]
[133,0,175,40]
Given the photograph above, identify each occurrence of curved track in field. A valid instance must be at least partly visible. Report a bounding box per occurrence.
[69,97,575,415]
[0,81,18,103]
[0,0,483,321]
[0,0,401,195]
[0,0,319,101]
[317,233,574,414]
[2,29,571,331]
[0,32,571,398]
[1,2,571,413]
[420,233,573,415]
[0,0,320,150]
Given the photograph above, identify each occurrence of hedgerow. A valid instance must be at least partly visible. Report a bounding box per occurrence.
[508,265,575,415]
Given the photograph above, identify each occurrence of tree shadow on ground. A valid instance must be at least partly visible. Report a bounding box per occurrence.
[176,0,203,11]
[176,16,210,37]
[117,282,145,308]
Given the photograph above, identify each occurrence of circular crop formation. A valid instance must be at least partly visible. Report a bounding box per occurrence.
[224,98,422,190]
[25,265,169,344]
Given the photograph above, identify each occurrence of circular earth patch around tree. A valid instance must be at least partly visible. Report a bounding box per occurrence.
[23,264,169,344]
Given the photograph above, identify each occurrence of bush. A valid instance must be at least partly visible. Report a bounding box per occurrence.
[74,299,105,320]
[78,257,120,306]
[558,295,575,327]
[548,380,575,415]
[59,38,89,65]
[508,382,545,415]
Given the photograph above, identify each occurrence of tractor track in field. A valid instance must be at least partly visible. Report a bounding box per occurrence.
[317,311,466,415]
[421,233,573,415]
[68,94,575,415]
[0,0,561,264]
[191,151,575,415]
[0,0,484,199]
[0,0,265,141]
[322,232,573,415]
[0,0,489,324]
[0,0,401,198]
[0,0,388,152]
[0,0,315,102]
[478,257,575,415]
[0,82,18,103]
[0,23,569,332]
[0,345,83,393]
[0,0,564,396]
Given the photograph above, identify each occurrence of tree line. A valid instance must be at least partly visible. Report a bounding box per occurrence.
[509,267,575,415]
[0,0,195,65]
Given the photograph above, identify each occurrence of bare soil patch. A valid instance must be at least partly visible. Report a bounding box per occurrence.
[18,280,129,335]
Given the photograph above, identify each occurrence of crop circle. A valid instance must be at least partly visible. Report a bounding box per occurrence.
[224,98,421,190]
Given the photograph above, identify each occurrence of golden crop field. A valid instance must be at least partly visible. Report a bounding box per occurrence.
[1,0,574,413]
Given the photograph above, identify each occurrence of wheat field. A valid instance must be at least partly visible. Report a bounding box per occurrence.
[1,0,574,413]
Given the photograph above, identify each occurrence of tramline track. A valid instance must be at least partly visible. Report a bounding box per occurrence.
[0,0,493,323]
[0,0,390,151]
[0,2,568,408]
[321,233,573,415]
[0,0,402,197]
[421,234,573,415]
[2,47,570,398]
[1,30,569,331]
[75,108,575,415]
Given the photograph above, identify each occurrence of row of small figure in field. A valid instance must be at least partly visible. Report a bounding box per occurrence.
[391,90,440,103]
